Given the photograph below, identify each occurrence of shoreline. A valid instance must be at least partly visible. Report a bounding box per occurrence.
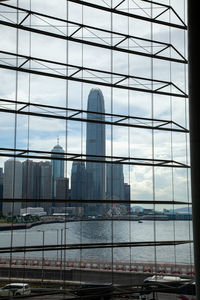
[0,217,192,231]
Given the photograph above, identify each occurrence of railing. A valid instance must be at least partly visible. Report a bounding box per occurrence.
[0,257,194,277]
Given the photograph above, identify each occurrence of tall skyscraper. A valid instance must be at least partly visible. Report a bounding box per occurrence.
[124,183,131,213]
[56,177,69,201]
[3,159,22,216]
[22,160,37,204]
[124,183,131,202]
[51,139,64,199]
[106,163,125,214]
[71,161,86,201]
[106,164,125,201]
[40,161,52,213]
[86,88,105,215]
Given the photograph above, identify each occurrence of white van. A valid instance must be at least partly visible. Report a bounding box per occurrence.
[0,283,31,297]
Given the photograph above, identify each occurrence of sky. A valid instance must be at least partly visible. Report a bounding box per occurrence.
[0,0,190,208]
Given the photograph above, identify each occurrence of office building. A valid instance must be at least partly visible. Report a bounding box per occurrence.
[40,161,52,213]
[86,88,105,215]
[56,177,69,201]
[106,163,125,201]
[22,160,37,206]
[124,183,131,213]
[51,140,64,199]
[71,161,86,201]
[0,168,3,214]
[124,183,130,201]
[106,163,126,214]
[2,159,22,215]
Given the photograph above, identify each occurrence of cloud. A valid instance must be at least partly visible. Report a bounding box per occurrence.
[0,0,189,207]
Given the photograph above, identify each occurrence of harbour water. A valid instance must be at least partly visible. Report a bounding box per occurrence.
[0,220,193,265]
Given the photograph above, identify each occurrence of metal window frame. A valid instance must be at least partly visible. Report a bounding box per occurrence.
[0,0,192,287]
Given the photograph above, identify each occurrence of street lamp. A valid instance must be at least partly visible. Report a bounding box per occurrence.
[60,227,68,283]
[37,229,45,286]
[47,228,59,261]
[48,227,68,261]
[36,226,69,285]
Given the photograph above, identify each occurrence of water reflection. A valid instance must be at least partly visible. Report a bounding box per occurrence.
[0,220,193,264]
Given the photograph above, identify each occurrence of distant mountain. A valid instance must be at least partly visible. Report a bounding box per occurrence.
[131,206,192,214]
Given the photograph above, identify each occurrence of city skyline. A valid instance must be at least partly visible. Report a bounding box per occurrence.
[0,0,193,296]
[0,0,189,211]
[0,88,191,213]
[0,89,131,215]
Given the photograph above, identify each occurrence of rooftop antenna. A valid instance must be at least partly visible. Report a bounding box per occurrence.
[57,137,59,145]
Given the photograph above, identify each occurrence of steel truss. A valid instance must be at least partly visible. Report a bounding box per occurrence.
[0,2,187,64]
[0,147,189,168]
[0,3,189,194]
[0,0,188,178]
[0,98,188,133]
[0,0,190,279]
[65,0,187,30]
[0,51,187,98]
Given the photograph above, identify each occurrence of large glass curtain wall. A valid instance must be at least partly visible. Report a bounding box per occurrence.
[0,0,192,297]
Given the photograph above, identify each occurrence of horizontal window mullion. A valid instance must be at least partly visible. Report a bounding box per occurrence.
[0,240,192,254]
[2,198,192,206]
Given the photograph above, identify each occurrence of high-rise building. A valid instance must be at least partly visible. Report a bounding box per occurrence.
[56,177,69,201]
[106,164,128,214]
[51,140,64,199]
[86,88,105,215]
[124,183,131,213]
[22,160,37,205]
[40,161,52,213]
[0,168,3,214]
[2,159,22,216]
[106,164,125,201]
[71,161,86,201]
[35,162,42,201]
[124,183,130,201]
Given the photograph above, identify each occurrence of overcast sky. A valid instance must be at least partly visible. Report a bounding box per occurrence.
[0,0,190,207]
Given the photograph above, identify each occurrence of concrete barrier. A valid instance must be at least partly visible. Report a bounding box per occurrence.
[0,257,194,277]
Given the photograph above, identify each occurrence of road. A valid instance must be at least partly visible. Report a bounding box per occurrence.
[0,266,148,286]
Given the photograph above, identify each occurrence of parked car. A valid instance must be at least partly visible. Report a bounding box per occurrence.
[0,283,31,297]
